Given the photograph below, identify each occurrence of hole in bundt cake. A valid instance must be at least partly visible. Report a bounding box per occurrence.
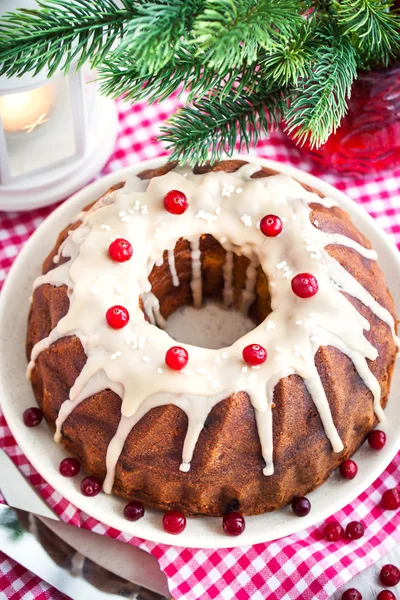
[142,234,271,349]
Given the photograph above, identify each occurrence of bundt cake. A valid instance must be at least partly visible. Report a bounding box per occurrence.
[26,160,399,516]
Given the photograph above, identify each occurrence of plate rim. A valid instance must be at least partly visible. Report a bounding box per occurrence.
[1,154,399,549]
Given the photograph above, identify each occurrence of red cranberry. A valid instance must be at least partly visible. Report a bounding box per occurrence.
[23,407,43,427]
[322,521,344,541]
[380,565,400,587]
[81,476,102,497]
[339,459,358,480]
[345,521,365,540]
[222,511,246,536]
[106,305,129,329]
[163,190,188,215]
[342,590,362,600]
[368,429,387,450]
[59,457,80,477]
[377,591,396,600]
[162,510,186,534]
[381,488,400,510]
[291,273,319,298]
[260,214,283,237]
[165,346,189,370]
[123,501,145,521]
[242,344,267,366]
[291,496,311,517]
[108,238,133,262]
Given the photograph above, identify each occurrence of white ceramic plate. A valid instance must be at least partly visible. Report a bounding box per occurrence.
[1,156,399,549]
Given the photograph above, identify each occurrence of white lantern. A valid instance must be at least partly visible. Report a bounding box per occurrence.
[0,65,118,211]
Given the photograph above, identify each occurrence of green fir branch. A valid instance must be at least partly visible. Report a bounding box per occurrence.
[117,0,204,76]
[0,0,399,164]
[331,0,400,65]
[192,0,305,70]
[159,87,286,165]
[0,0,135,77]
[99,48,261,104]
[258,24,317,86]
[285,24,358,148]
[99,53,197,103]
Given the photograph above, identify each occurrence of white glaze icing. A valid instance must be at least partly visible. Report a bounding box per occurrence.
[190,236,203,308]
[28,163,398,492]
[222,250,234,307]
[240,257,258,314]
[168,248,179,287]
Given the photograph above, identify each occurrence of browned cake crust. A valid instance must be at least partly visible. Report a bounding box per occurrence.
[26,160,398,516]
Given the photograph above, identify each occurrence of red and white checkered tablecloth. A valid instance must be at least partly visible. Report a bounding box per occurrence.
[1,97,400,600]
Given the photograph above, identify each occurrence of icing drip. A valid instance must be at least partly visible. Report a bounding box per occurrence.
[168,248,180,287]
[223,250,234,307]
[241,257,258,315]
[190,236,202,308]
[28,164,398,492]
[142,291,166,329]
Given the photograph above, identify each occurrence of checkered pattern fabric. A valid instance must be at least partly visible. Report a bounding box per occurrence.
[0,551,67,600]
[1,97,400,600]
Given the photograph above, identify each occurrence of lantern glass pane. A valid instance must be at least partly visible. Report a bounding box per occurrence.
[0,74,78,179]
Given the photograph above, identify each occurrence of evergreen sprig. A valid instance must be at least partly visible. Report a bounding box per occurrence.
[159,86,286,164]
[0,0,135,77]
[0,0,399,164]
[118,0,202,76]
[331,0,400,65]
[285,23,358,147]
[191,0,305,70]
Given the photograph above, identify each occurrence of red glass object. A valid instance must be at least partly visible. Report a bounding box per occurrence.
[298,64,400,176]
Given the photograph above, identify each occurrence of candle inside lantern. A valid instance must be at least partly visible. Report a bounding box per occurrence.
[0,84,54,133]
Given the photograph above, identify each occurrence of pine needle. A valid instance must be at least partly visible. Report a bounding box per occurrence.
[331,0,400,65]
[192,0,305,70]
[159,87,286,165]
[117,0,203,76]
[285,23,358,148]
[0,0,135,77]
[0,0,399,163]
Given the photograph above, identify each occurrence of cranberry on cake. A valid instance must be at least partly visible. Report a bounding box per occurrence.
[26,160,398,516]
